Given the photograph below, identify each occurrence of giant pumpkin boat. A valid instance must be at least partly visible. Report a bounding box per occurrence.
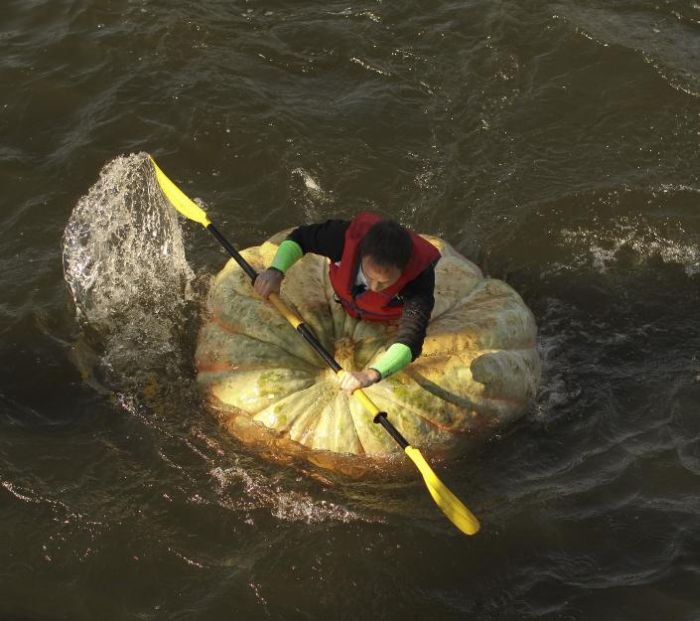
[195,230,541,476]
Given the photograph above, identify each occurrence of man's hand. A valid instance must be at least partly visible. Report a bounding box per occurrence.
[253,268,284,299]
[338,369,381,394]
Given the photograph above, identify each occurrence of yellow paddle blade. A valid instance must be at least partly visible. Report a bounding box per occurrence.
[149,155,211,228]
[405,446,480,535]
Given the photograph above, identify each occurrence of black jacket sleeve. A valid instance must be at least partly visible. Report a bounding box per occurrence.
[287,220,350,262]
[393,263,436,360]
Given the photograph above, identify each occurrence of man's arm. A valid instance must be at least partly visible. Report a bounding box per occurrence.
[255,219,349,297]
[287,220,349,262]
[369,264,436,378]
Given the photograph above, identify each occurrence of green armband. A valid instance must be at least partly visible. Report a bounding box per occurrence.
[369,343,413,379]
[270,240,303,274]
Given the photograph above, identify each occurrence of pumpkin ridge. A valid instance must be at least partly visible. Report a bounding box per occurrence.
[209,310,323,370]
[369,387,458,437]
[404,368,478,411]
[345,393,368,456]
[311,393,363,453]
[430,281,484,322]
[254,381,330,434]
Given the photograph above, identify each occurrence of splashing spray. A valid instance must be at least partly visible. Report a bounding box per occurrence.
[62,153,195,396]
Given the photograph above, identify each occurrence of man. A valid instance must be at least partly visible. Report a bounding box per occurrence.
[254,212,440,393]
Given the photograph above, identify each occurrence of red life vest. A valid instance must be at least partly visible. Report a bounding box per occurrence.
[328,212,440,322]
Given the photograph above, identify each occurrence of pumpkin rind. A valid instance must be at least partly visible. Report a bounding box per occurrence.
[196,233,540,470]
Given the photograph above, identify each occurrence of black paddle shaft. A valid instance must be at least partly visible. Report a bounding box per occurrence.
[207,224,258,282]
[205,222,411,448]
[374,412,409,449]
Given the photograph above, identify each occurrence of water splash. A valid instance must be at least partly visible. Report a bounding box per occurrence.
[559,218,700,276]
[62,153,195,392]
[209,465,382,525]
[290,167,332,222]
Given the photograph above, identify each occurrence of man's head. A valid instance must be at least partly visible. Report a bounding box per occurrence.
[359,219,412,292]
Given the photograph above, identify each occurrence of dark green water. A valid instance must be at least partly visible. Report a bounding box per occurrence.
[2,1,699,619]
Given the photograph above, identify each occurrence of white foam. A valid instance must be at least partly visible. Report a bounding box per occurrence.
[559,218,700,276]
[62,153,196,390]
[210,465,382,526]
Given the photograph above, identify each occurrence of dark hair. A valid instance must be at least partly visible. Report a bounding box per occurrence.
[359,219,412,270]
